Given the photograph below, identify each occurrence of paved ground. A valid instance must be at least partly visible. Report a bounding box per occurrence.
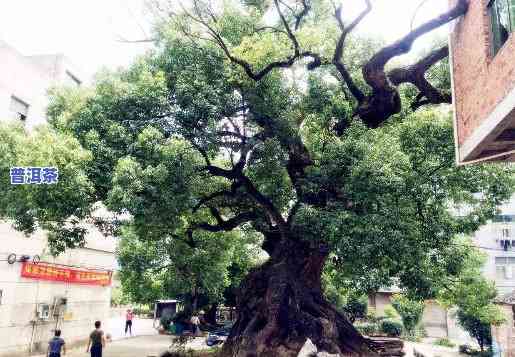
[59,335,174,357]
[404,340,462,357]
[40,334,211,357]
[105,317,158,341]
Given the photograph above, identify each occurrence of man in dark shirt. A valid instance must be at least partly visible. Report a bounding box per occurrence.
[47,329,66,357]
[86,321,106,357]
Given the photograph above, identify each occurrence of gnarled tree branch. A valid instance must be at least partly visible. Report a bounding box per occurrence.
[332,1,371,104]
[388,46,451,110]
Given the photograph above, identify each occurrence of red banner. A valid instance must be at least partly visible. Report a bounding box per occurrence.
[21,262,112,286]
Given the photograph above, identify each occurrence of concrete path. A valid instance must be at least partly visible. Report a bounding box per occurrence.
[53,335,174,357]
[404,341,463,357]
[47,334,212,357]
[105,317,158,341]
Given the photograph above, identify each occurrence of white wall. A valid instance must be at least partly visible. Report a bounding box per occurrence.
[471,195,515,294]
[0,41,49,128]
[0,41,84,129]
[0,222,117,356]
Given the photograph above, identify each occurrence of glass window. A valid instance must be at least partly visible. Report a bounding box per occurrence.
[496,257,508,264]
[9,96,29,121]
[489,0,515,55]
[493,215,515,222]
[495,257,515,279]
[497,265,506,279]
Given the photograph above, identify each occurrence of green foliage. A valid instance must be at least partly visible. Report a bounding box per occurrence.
[459,345,493,357]
[437,242,503,350]
[434,338,455,348]
[342,293,368,323]
[383,305,400,320]
[1,1,515,334]
[117,225,260,306]
[391,294,425,335]
[354,322,378,336]
[457,310,493,352]
[380,319,403,337]
[437,244,504,326]
[0,123,94,255]
[110,285,130,307]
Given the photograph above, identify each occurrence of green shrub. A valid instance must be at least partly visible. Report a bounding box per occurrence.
[355,322,378,336]
[434,338,455,348]
[402,326,425,342]
[458,344,493,356]
[456,310,492,351]
[366,310,381,323]
[391,294,425,336]
[383,305,399,320]
[459,344,473,354]
[343,294,368,323]
[133,306,152,316]
[380,319,403,337]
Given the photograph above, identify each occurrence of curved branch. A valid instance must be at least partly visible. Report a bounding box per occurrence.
[388,46,451,109]
[363,0,468,91]
[188,211,257,235]
[332,1,372,103]
[181,0,322,81]
[294,0,311,30]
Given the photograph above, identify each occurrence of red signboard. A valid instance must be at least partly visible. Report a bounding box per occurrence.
[21,262,112,286]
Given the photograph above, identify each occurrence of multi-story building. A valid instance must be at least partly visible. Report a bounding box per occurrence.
[471,205,515,294]
[450,0,515,163]
[0,41,117,357]
[368,197,515,343]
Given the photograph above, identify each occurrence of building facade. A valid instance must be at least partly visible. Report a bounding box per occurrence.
[450,0,515,163]
[470,198,515,295]
[367,197,515,344]
[0,41,117,356]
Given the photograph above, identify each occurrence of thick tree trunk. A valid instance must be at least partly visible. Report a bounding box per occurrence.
[205,303,218,325]
[222,237,377,357]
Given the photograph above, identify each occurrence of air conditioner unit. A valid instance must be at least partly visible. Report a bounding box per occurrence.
[37,304,50,320]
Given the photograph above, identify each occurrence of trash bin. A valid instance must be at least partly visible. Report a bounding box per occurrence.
[168,324,176,334]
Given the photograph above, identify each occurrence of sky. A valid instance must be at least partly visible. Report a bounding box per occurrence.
[0,0,450,80]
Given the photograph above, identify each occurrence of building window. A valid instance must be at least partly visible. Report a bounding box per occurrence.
[496,257,515,279]
[9,96,29,121]
[489,0,515,55]
[494,215,515,223]
[65,71,81,87]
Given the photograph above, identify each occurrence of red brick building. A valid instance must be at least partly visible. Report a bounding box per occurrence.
[451,0,515,163]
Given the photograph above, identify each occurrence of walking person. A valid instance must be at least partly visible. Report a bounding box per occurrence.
[190,312,201,336]
[47,329,66,357]
[86,321,106,357]
[125,308,134,336]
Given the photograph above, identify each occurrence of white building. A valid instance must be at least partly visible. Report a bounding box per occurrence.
[0,41,117,357]
[470,198,515,295]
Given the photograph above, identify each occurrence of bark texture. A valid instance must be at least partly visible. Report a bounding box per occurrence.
[222,238,377,357]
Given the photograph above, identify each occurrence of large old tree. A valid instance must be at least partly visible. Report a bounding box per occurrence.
[2,0,515,355]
